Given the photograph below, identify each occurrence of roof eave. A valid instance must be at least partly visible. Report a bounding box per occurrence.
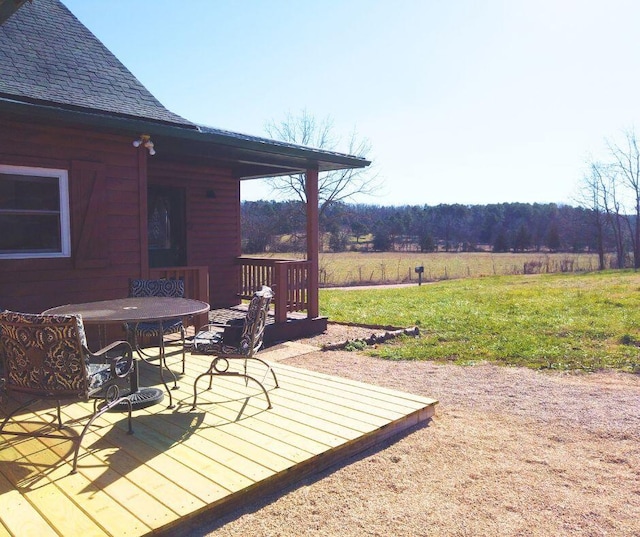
[0,98,370,177]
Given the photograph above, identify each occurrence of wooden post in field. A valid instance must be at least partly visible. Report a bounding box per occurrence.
[306,168,319,318]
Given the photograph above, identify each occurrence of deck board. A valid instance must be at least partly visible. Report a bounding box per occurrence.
[1,348,437,536]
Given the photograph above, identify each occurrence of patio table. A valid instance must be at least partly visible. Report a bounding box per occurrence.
[44,297,210,409]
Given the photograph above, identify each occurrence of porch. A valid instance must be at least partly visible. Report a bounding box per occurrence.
[0,346,437,536]
[151,257,327,343]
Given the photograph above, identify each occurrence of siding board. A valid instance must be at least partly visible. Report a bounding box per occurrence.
[0,122,142,311]
[1,118,249,313]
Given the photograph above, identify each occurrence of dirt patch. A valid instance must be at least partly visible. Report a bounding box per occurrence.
[193,325,640,537]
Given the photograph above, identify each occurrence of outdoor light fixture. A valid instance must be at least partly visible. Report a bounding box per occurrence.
[132,134,156,155]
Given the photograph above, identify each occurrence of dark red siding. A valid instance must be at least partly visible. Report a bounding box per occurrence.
[0,120,143,313]
[148,160,241,308]
[0,118,242,317]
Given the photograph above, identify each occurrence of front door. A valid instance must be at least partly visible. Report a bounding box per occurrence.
[147,185,186,268]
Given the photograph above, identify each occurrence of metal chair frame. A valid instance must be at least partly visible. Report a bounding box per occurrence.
[191,286,278,410]
[0,311,134,474]
[124,279,186,393]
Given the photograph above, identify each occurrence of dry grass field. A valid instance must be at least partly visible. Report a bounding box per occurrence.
[252,251,603,287]
[318,251,602,286]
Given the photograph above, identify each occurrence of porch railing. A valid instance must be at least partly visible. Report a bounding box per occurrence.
[237,257,311,323]
[149,265,210,328]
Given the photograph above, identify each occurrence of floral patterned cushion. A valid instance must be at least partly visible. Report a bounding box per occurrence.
[0,311,114,395]
[86,362,112,390]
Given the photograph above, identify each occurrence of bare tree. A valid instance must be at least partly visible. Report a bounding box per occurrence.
[264,110,378,221]
[578,162,615,269]
[608,129,640,268]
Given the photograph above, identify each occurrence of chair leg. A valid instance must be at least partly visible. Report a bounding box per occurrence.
[157,335,175,408]
[191,370,272,410]
[192,372,207,410]
[243,374,272,409]
[234,372,273,409]
[71,395,133,475]
[1,394,133,474]
[56,400,63,429]
[249,357,279,388]
[206,358,217,390]
[180,326,186,375]
[191,362,221,409]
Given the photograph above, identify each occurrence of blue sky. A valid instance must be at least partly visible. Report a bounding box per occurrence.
[62,0,640,206]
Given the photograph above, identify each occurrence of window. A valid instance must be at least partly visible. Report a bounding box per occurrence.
[0,165,70,259]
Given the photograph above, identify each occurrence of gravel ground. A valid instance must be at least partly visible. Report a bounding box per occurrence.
[190,324,640,537]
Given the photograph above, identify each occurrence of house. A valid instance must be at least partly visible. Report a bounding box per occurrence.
[0,0,369,342]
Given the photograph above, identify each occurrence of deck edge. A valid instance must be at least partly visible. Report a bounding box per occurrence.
[151,402,436,537]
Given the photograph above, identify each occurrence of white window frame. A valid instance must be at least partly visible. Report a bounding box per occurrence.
[0,164,71,259]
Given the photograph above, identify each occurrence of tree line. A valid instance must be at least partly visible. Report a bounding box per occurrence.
[241,200,625,262]
[247,113,640,269]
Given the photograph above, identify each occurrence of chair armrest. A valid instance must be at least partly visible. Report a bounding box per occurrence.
[85,341,134,378]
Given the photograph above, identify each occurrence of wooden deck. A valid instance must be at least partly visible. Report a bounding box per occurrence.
[0,345,437,537]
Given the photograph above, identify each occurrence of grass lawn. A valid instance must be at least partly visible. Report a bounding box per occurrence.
[319,270,640,372]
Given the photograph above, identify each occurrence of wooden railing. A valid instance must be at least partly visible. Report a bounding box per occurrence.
[237,257,311,322]
[149,265,210,328]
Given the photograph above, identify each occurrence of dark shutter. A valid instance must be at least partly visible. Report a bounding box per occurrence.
[71,160,108,268]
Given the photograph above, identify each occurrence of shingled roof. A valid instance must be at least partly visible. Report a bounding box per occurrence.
[0,0,194,127]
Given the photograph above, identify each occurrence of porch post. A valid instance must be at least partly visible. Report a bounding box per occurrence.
[306,168,320,318]
[138,147,149,277]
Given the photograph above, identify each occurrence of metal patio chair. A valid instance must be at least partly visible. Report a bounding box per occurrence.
[191,286,278,410]
[124,278,186,387]
[0,311,134,474]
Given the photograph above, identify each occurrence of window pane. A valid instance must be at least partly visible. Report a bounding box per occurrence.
[0,174,60,211]
[0,214,62,253]
[0,166,69,258]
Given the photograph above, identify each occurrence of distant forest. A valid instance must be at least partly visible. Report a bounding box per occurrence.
[241,200,630,266]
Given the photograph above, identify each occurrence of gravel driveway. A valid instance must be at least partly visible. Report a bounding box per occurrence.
[191,325,640,537]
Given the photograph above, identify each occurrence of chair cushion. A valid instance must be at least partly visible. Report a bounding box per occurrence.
[192,329,224,354]
[129,279,184,298]
[86,363,112,390]
[125,318,183,337]
[1,310,87,348]
[87,360,130,391]
[1,310,88,392]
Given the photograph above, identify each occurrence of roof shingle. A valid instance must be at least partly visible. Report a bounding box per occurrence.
[0,0,194,127]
